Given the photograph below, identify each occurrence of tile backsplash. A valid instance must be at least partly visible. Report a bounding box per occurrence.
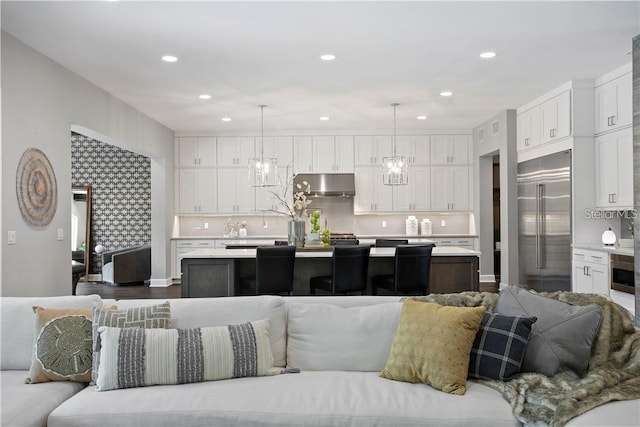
[176,197,472,237]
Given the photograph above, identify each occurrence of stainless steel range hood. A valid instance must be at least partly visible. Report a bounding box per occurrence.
[293,173,355,197]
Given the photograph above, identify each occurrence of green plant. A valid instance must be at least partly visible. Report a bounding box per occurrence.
[321,228,330,248]
[310,210,321,233]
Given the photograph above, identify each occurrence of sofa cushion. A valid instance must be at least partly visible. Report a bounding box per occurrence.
[468,311,536,381]
[91,301,171,383]
[286,301,402,371]
[27,307,93,384]
[381,300,485,395]
[110,296,287,367]
[1,295,103,370]
[96,319,279,391]
[497,285,603,378]
[2,370,87,427]
[48,371,519,427]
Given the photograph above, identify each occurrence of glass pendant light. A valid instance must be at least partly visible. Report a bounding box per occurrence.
[382,103,408,185]
[249,105,277,187]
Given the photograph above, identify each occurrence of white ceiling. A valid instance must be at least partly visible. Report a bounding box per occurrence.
[2,1,639,135]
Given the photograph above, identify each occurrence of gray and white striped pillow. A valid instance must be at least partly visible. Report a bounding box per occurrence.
[95,319,279,391]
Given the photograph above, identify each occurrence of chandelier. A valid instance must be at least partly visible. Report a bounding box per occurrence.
[382,103,408,185]
[249,105,277,187]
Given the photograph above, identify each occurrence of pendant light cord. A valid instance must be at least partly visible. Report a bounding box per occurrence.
[259,105,266,161]
[392,103,399,157]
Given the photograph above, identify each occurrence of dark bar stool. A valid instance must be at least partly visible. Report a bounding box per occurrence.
[375,239,409,247]
[310,245,370,295]
[239,246,296,296]
[371,245,434,295]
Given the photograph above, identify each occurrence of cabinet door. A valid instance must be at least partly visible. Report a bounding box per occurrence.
[393,166,430,211]
[293,136,313,173]
[217,169,255,213]
[541,91,571,143]
[449,135,470,164]
[517,107,541,151]
[197,137,217,167]
[450,166,469,211]
[591,263,609,295]
[312,136,336,173]
[573,261,592,293]
[430,135,469,165]
[354,168,376,212]
[196,169,218,213]
[430,136,450,164]
[334,136,354,172]
[374,136,394,163]
[354,136,376,165]
[595,129,633,208]
[218,137,255,166]
[262,136,293,167]
[177,137,199,167]
[430,167,450,211]
[410,135,430,164]
[178,169,198,213]
[596,73,632,134]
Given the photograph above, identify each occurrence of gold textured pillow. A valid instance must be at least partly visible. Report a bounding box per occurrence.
[27,307,93,384]
[380,300,485,395]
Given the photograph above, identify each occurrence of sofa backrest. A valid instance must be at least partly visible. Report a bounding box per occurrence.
[1,295,103,370]
[285,296,403,372]
[110,296,287,367]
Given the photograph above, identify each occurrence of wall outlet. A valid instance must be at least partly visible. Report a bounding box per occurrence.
[57,228,64,241]
[381,221,387,228]
[204,222,209,230]
[440,220,446,227]
[7,231,16,245]
[263,221,268,229]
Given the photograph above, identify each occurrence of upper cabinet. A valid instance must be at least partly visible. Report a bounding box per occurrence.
[595,65,632,135]
[516,105,541,151]
[595,128,633,209]
[354,136,393,166]
[430,135,471,165]
[540,90,571,144]
[260,136,294,168]
[294,136,354,173]
[176,137,217,167]
[395,135,430,165]
[217,137,255,167]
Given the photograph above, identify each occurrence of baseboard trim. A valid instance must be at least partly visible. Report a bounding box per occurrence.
[149,278,173,288]
[479,274,496,284]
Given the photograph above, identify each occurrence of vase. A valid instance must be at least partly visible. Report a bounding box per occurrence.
[288,218,306,247]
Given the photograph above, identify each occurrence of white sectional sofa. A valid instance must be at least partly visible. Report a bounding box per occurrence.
[2,294,639,427]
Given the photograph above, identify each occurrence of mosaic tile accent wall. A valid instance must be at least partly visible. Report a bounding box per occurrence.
[71,133,151,274]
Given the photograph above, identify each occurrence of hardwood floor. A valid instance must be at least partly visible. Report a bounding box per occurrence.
[75,281,181,299]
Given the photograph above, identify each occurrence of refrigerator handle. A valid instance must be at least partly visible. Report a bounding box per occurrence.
[536,183,544,269]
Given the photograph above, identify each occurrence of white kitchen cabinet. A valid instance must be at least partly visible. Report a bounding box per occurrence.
[392,166,430,212]
[174,239,216,279]
[430,135,470,165]
[261,136,294,168]
[395,135,430,165]
[176,137,217,167]
[217,136,255,167]
[178,168,217,213]
[293,136,313,173]
[313,136,354,173]
[216,168,255,213]
[430,166,469,211]
[573,248,609,295]
[516,106,541,151]
[540,90,571,144]
[354,136,393,166]
[353,167,393,213]
[595,69,632,135]
[255,167,291,214]
[595,128,633,209]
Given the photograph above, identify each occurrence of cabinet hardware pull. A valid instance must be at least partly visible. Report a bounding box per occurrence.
[550,129,556,138]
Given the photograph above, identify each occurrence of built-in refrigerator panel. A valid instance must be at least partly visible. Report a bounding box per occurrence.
[518,150,572,292]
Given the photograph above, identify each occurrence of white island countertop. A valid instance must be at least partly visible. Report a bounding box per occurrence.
[180,246,480,259]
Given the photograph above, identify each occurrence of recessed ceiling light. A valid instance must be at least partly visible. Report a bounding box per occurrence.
[440,91,453,97]
[199,94,211,100]
[221,117,232,122]
[417,115,427,120]
[320,54,336,61]
[480,51,497,59]
[319,116,330,121]
[161,55,178,63]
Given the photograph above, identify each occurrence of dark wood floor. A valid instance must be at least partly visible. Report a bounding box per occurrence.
[75,281,181,299]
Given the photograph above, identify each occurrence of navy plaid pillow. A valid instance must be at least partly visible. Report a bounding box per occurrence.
[468,312,536,381]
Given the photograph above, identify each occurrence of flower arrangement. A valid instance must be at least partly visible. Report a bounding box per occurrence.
[267,168,312,220]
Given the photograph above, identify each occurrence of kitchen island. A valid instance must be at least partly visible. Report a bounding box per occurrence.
[180,247,479,297]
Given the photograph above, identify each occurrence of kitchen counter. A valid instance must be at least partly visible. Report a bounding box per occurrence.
[179,247,480,298]
[172,234,477,240]
[572,244,634,257]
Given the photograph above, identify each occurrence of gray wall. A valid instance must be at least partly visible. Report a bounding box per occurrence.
[1,32,175,296]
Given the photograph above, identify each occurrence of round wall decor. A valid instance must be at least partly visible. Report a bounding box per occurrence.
[16,147,58,227]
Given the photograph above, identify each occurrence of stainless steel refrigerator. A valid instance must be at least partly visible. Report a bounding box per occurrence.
[518,150,572,292]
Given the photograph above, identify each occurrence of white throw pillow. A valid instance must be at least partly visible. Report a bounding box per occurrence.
[286,302,402,371]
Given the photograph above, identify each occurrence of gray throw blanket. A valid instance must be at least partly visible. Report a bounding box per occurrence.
[408,291,640,427]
